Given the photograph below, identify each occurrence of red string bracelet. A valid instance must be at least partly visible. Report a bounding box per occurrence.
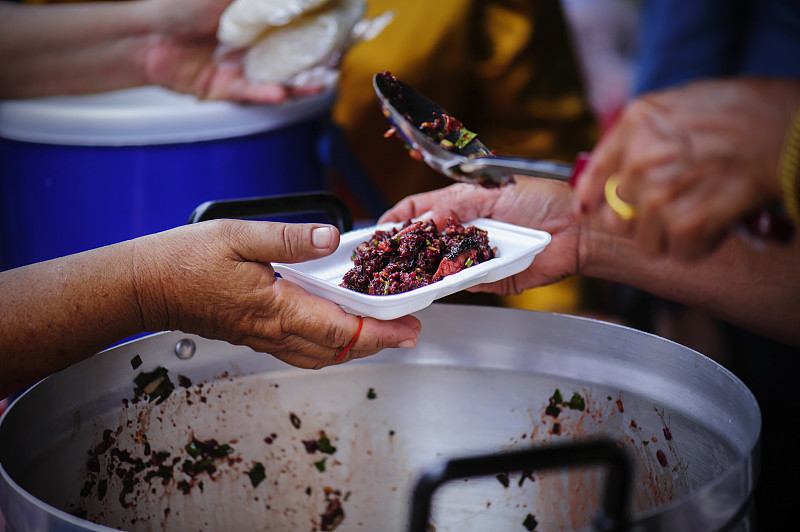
[335,315,363,362]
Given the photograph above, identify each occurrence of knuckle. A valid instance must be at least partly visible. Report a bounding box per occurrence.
[279,224,296,257]
[325,324,350,349]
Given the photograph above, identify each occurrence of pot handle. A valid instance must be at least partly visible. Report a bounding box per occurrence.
[187,191,354,233]
[407,439,632,532]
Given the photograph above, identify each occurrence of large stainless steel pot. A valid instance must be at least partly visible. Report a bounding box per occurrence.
[0,305,760,531]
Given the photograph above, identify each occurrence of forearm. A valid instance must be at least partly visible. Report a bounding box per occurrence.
[0,241,146,397]
[0,1,157,98]
[581,224,800,345]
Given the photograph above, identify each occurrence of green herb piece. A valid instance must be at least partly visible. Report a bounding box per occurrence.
[607,396,613,401]
[544,403,561,418]
[642,441,649,446]
[464,257,474,267]
[523,513,538,530]
[144,465,173,482]
[439,139,454,149]
[306,486,312,495]
[198,458,215,471]
[344,491,351,501]
[455,128,478,149]
[290,413,302,429]
[314,458,327,472]
[496,473,510,488]
[80,480,95,497]
[178,480,191,494]
[518,469,534,487]
[367,387,377,400]
[186,440,202,458]
[130,354,142,370]
[102,429,113,443]
[97,479,107,501]
[551,389,563,404]
[567,392,586,411]
[121,477,136,494]
[248,462,266,487]
[133,366,175,404]
[317,433,337,455]
[216,444,234,457]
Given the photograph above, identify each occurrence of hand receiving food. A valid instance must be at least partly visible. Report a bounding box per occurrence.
[573,78,800,260]
[379,179,583,295]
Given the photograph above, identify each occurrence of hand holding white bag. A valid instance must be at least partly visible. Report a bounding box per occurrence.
[217,0,392,86]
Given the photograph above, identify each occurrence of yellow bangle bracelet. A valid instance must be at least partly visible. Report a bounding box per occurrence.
[779,109,800,226]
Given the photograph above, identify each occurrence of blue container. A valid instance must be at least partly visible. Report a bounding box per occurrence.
[0,86,335,271]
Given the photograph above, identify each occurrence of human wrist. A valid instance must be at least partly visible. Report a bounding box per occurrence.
[130,236,173,333]
[576,220,637,285]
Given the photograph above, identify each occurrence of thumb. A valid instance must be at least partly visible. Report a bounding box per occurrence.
[229,221,340,264]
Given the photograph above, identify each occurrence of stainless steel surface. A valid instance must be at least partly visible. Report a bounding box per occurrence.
[0,305,760,531]
[373,72,573,186]
[456,156,572,183]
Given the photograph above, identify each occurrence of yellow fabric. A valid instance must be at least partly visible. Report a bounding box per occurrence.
[502,277,583,314]
[333,0,596,314]
[333,0,598,205]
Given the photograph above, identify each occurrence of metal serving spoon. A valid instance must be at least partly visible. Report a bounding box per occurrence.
[373,71,792,242]
[373,71,581,187]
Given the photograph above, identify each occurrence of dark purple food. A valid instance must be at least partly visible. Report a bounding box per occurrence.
[340,217,495,295]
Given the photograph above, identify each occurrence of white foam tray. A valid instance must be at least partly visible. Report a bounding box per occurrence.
[274,217,551,320]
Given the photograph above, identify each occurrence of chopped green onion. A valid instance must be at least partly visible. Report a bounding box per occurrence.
[567,392,586,411]
[248,462,266,487]
[456,128,477,149]
[186,441,202,458]
[317,433,337,455]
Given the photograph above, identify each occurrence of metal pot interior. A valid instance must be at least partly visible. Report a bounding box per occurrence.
[0,304,760,531]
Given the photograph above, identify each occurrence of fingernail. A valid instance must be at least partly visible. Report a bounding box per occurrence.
[312,227,334,248]
[398,339,416,348]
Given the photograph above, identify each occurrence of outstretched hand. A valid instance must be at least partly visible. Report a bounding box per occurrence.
[135,220,421,369]
[379,179,584,295]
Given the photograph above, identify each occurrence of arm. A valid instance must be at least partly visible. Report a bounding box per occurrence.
[0,220,421,398]
[0,0,287,101]
[381,178,800,346]
[580,217,800,346]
